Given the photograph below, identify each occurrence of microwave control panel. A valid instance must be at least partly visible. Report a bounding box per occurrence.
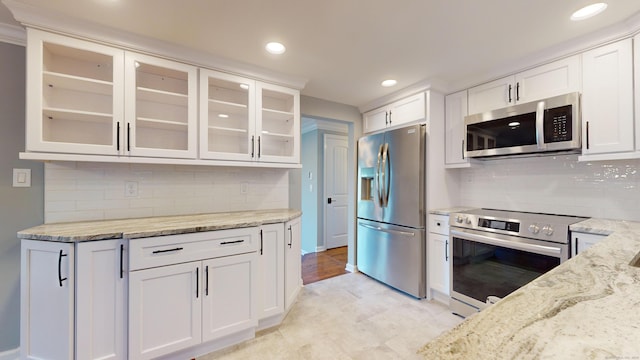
[544,105,573,143]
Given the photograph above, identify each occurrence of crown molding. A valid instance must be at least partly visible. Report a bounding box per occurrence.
[2,0,307,90]
[0,21,25,46]
[358,78,446,114]
[301,117,348,134]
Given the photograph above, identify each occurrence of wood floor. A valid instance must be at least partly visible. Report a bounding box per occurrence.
[301,246,348,285]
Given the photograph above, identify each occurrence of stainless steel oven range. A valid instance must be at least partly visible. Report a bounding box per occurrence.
[449,209,586,317]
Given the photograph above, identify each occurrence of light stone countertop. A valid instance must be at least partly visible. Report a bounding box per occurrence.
[429,207,478,216]
[419,217,640,359]
[18,209,302,242]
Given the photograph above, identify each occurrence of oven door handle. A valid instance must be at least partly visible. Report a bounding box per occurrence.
[450,229,562,258]
[359,222,416,237]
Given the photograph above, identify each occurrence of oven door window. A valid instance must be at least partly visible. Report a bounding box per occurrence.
[452,236,560,303]
[466,112,536,151]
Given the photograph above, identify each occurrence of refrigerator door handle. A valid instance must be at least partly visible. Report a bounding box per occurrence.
[382,143,390,207]
[376,144,384,205]
[359,222,416,237]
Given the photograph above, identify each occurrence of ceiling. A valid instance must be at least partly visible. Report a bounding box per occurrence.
[1,0,640,109]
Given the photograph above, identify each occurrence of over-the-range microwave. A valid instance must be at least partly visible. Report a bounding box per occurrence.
[464,92,581,158]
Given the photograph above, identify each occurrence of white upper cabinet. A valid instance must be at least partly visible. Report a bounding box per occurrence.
[445,90,470,167]
[256,82,300,163]
[200,71,299,164]
[468,55,581,115]
[580,39,634,157]
[26,28,124,155]
[199,70,256,161]
[124,52,198,159]
[363,93,425,133]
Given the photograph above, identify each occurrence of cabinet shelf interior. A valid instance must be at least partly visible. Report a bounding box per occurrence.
[137,87,188,106]
[43,71,113,96]
[43,42,113,82]
[136,117,188,131]
[208,126,248,134]
[43,107,113,123]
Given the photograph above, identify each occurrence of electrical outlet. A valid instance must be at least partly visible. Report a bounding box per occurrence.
[240,182,248,194]
[125,181,138,197]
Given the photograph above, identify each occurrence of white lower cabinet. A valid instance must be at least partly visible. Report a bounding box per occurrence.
[571,232,607,257]
[127,227,261,360]
[21,239,127,360]
[284,217,302,310]
[427,214,450,301]
[257,224,285,324]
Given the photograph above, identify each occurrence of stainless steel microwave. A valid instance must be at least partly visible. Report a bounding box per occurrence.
[464,92,581,158]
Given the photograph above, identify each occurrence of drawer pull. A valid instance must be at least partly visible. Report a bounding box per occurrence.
[220,239,245,245]
[152,247,184,254]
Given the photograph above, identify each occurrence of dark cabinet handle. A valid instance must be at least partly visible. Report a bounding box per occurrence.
[196,267,199,298]
[586,121,590,150]
[445,240,449,262]
[127,123,131,152]
[288,226,293,248]
[257,136,261,158]
[58,250,67,287]
[221,239,245,245]
[152,247,183,254]
[260,230,264,255]
[120,244,124,279]
[385,111,388,126]
[388,110,392,125]
[461,140,465,160]
[205,265,209,296]
[516,82,520,101]
[117,122,120,151]
[508,84,512,103]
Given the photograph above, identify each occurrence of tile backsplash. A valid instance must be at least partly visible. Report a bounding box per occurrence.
[458,155,640,221]
[44,162,290,223]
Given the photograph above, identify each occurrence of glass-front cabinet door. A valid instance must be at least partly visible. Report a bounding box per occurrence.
[199,70,256,161]
[125,52,197,159]
[26,28,124,155]
[256,82,300,163]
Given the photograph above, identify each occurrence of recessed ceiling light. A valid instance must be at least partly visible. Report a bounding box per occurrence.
[381,79,397,87]
[218,114,229,118]
[239,84,250,90]
[571,3,608,21]
[265,42,286,55]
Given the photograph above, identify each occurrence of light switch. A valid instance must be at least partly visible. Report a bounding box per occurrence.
[13,169,31,187]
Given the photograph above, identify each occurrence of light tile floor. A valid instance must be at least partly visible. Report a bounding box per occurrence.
[199,272,463,359]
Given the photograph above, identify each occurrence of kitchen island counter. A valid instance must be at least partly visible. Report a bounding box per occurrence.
[18,209,302,242]
[419,217,640,359]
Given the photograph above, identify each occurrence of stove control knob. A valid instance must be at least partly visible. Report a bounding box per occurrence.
[528,224,540,234]
[455,215,463,224]
[465,217,472,225]
[542,225,554,236]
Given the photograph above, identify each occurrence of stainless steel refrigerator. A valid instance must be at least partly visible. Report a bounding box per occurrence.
[357,123,426,298]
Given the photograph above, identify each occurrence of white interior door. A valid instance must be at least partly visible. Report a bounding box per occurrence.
[324,134,349,249]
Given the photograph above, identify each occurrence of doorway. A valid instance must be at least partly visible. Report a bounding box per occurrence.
[299,118,350,255]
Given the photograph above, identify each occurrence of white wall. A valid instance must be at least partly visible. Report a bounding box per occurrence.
[458,155,640,221]
[44,162,289,223]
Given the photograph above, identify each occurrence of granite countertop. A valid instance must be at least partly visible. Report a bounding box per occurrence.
[429,207,478,216]
[419,217,640,359]
[18,209,302,242]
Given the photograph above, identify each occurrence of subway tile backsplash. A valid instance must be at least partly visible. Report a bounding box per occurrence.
[44,162,290,223]
[458,155,640,221]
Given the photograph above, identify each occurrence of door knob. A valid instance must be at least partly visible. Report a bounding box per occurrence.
[327,198,332,204]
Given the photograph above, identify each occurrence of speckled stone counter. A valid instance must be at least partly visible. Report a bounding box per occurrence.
[429,207,477,216]
[18,209,302,242]
[419,217,640,359]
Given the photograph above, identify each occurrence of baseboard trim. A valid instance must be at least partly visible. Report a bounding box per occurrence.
[0,348,19,360]
[315,246,327,252]
[345,263,357,273]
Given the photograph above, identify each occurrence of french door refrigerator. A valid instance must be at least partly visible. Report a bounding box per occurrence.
[357,123,426,298]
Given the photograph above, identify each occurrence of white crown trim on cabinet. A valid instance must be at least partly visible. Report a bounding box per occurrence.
[0,22,25,46]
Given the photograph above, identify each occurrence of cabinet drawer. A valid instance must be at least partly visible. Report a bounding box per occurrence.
[129,227,259,270]
[428,214,450,236]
